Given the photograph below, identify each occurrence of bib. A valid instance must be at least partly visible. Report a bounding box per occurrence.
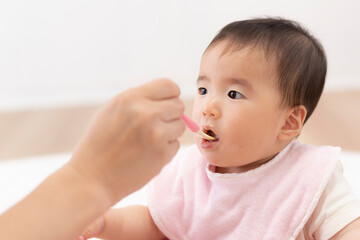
[148,142,340,240]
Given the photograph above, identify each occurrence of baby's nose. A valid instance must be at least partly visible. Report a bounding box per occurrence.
[202,100,220,118]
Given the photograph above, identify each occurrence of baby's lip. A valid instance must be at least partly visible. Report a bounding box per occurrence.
[201,127,219,141]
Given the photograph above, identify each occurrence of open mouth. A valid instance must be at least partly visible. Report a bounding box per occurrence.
[203,129,219,142]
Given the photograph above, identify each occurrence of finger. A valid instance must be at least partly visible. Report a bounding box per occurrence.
[159,118,186,142]
[151,98,185,122]
[137,78,181,100]
[79,227,95,240]
[79,217,104,240]
[164,140,181,163]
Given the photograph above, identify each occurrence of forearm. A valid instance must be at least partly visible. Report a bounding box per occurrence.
[98,205,165,240]
[341,229,360,240]
[0,163,114,240]
[330,218,360,240]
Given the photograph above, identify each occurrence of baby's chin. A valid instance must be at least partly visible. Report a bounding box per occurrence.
[199,151,263,173]
[201,154,236,169]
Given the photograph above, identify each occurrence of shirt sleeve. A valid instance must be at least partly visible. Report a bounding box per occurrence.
[303,161,360,240]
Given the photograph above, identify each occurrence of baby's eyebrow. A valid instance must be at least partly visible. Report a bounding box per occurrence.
[227,78,253,91]
[197,75,209,83]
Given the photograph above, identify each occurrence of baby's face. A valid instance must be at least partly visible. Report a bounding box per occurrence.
[192,41,291,173]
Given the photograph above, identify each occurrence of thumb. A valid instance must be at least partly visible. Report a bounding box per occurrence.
[79,216,105,240]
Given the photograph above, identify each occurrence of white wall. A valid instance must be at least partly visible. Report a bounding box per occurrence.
[1,0,359,110]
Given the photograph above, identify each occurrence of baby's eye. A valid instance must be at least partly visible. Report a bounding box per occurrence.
[228,90,244,99]
[198,87,207,95]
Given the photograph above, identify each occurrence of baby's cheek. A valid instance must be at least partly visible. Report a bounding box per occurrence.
[191,105,202,122]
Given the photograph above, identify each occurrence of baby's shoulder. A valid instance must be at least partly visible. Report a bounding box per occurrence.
[302,161,360,239]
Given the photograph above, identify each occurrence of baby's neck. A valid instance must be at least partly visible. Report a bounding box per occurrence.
[215,153,278,174]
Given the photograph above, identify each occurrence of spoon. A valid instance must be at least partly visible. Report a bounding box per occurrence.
[181,114,216,141]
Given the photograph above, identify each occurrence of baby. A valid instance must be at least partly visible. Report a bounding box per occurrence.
[79,18,360,240]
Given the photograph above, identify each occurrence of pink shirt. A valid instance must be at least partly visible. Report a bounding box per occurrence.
[148,142,340,240]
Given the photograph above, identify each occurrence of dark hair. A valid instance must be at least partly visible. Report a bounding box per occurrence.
[207,17,327,123]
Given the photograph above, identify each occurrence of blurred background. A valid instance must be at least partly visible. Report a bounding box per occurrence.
[0,0,359,217]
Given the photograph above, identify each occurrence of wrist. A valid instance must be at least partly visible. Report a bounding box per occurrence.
[69,142,134,204]
[63,160,116,211]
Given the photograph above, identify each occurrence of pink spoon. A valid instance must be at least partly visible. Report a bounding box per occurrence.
[181,114,216,140]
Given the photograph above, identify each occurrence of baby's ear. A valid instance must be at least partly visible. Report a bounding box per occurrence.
[278,105,307,141]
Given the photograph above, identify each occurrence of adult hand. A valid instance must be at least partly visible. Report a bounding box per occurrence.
[69,78,185,203]
[0,78,185,240]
